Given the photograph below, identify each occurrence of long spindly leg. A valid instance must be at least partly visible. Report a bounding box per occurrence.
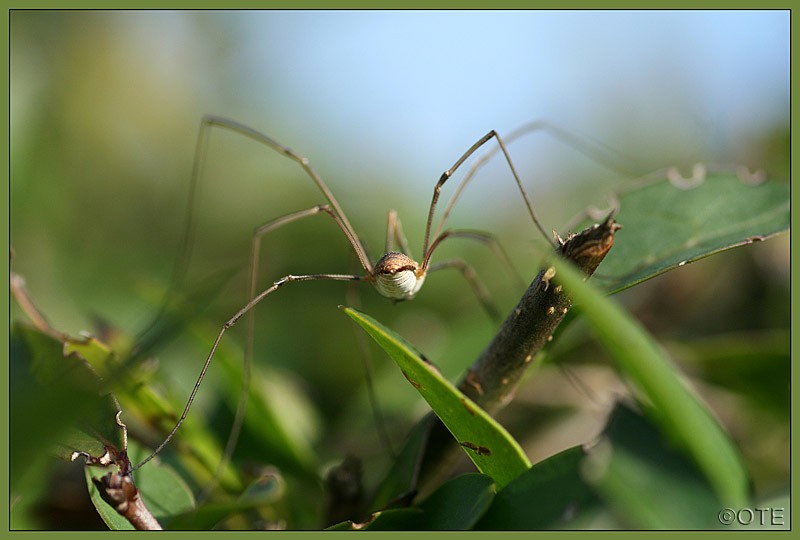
[197,116,373,273]
[136,115,373,355]
[387,210,524,291]
[388,211,522,319]
[385,210,412,256]
[424,229,526,290]
[135,116,379,475]
[422,229,529,322]
[199,203,361,497]
[132,271,368,472]
[176,115,373,297]
[345,280,396,459]
[427,258,500,322]
[421,129,552,271]
[431,120,639,251]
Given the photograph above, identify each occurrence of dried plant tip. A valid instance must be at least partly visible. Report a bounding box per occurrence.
[92,472,162,530]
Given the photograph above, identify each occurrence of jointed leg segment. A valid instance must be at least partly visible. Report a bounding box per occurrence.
[132,271,366,472]
[135,117,555,482]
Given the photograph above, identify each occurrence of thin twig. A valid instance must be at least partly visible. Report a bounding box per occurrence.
[10,271,65,340]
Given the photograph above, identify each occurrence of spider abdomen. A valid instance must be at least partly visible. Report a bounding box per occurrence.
[373,251,426,300]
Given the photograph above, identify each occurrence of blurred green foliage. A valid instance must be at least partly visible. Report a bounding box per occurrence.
[10,12,788,530]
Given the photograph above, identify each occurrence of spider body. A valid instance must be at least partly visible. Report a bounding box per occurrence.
[133,116,556,481]
[372,251,426,300]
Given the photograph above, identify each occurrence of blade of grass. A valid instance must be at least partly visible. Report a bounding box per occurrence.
[582,403,723,529]
[549,256,749,507]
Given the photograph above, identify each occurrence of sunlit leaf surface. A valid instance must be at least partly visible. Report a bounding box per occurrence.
[576,170,789,293]
[342,307,531,488]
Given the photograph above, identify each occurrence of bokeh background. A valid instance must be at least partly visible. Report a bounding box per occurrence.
[10,10,789,529]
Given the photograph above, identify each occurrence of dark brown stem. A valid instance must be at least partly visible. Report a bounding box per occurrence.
[414,214,621,496]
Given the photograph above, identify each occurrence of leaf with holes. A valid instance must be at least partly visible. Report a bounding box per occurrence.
[574,169,789,293]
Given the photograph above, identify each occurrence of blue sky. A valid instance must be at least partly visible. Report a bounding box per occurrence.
[8,8,792,340]
[11,9,790,248]
[15,10,790,202]
[222,10,788,179]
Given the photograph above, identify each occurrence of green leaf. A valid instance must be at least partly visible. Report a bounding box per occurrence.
[327,508,426,530]
[549,255,750,508]
[331,473,495,531]
[667,330,789,420]
[583,171,789,293]
[475,446,599,530]
[582,403,723,529]
[157,319,321,488]
[342,307,530,488]
[369,416,434,513]
[10,324,112,493]
[85,467,137,531]
[163,473,284,530]
[62,334,117,380]
[416,473,495,530]
[216,340,321,479]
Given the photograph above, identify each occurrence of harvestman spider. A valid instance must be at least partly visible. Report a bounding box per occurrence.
[130,116,608,480]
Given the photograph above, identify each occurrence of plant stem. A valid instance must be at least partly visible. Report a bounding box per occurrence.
[414,214,621,496]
